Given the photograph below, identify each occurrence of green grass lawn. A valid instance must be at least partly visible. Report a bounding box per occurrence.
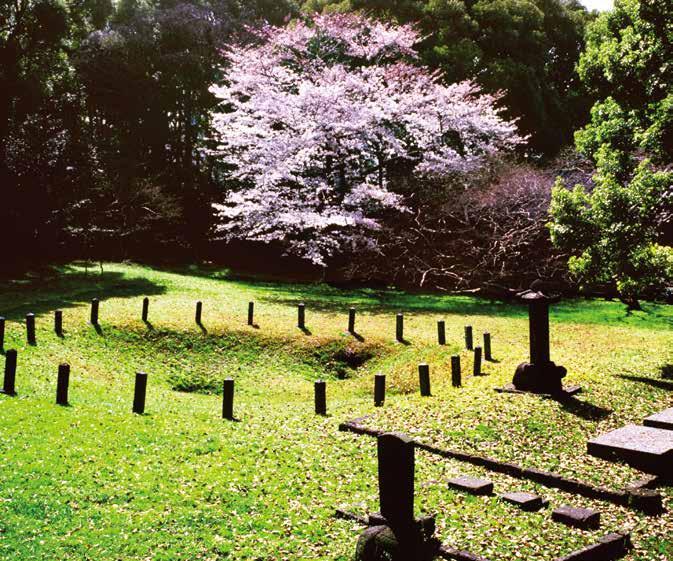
[0,263,671,560]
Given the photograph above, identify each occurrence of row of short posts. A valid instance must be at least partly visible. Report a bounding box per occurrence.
[1,348,322,420]
[11,302,495,351]
[2,354,484,418]
[1,351,147,411]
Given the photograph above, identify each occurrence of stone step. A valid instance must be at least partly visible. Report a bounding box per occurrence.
[552,505,601,530]
[643,407,673,431]
[447,476,493,496]
[499,491,547,512]
[587,424,673,477]
[554,532,631,561]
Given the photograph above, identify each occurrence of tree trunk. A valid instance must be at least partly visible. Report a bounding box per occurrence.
[619,295,642,311]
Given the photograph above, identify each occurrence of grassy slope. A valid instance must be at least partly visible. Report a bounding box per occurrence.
[0,263,671,561]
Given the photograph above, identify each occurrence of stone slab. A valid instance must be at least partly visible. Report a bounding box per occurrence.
[499,491,547,512]
[643,408,673,431]
[553,532,631,561]
[587,425,673,477]
[447,477,493,496]
[495,384,582,397]
[552,505,600,530]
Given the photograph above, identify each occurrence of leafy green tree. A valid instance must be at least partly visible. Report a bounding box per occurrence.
[549,0,673,308]
[302,0,593,156]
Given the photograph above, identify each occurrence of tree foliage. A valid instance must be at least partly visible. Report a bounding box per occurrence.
[549,0,673,306]
[210,13,522,265]
[302,0,594,156]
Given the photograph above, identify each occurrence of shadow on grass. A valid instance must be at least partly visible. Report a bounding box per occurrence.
[661,365,673,379]
[554,396,613,421]
[262,293,524,318]
[618,374,673,391]
[349,330,365,342]
[0,267,166,321]
[139,263,673,329]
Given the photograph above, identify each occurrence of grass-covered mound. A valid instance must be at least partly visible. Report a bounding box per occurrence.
[0,263,671,560]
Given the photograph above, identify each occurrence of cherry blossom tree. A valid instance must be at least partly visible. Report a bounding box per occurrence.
[210,13,523,265]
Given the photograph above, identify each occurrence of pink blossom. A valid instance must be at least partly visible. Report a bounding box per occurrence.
[210,13,523,265]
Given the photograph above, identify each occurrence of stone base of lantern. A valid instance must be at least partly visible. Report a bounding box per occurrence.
[355,514,439,561]
[511,361,573,396]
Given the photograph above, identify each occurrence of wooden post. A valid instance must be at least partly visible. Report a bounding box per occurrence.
[473,347,482,376]
[418,364,431,397]
[54,310,63,336]
[142,298,149,322]
[396,313,404,342]
[90,298,99,325]
[374,373,386,407]
[484,332,492,361]
[0,316,5,350]
[2,350,17,396]
[222,378,234,420]
[451,355,461,387]
[56,363,70,406]
[195,301,202,325]
[298,303,306,329]
[348,307,356,333]
[314,380,326,415]
[437,321,446,345]
[464,325,473,350]
[248,302,254,326]
[133,372,148,414]
[26,313,36,345]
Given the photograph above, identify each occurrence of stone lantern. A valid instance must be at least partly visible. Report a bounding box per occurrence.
[512,283,569,395]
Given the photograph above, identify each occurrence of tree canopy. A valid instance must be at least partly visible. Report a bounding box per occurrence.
[549,0,672,306]
[302,0,594,156]
[210,13,522,265]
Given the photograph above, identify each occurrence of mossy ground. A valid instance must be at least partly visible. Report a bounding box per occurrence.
[0,263,671,560]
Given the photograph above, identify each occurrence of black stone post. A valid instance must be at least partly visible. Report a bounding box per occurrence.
[222,378,234,420]
[133,372,148,414]
[529,298,550,365]
[483,332,492,361]
[298,303,306,329]
[378,433,415,534]
[0,316,5,350]
[195,301,202,325]
[464,325,473,350]
[451,355,461,388]
[90,298,99,325]
[348,308,356,333]
[473,347,482,376]
[56,363,70,406]
[355,433,439,561]
[314,380,326,415]
[248,302,254,326]
[396,313,404,342]
[437,321,446,345]
[26,313,36,345]
[54,310,63,336]
[512,287,568,394]
[2,350,17,396]
[374,373,386,407]
[418,364,431,397]
[142,298,149,322]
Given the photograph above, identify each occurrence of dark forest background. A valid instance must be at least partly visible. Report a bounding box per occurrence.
[0,0,612,291]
